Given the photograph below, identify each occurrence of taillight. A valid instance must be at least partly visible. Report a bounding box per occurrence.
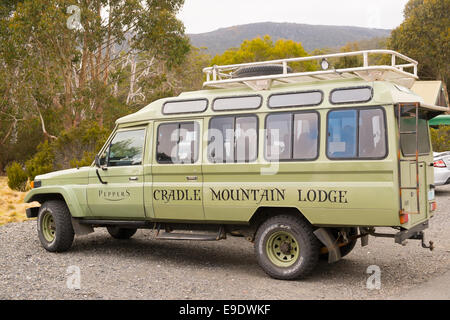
[430,202,437,212]
[400,213,409,224]
[434,159,446,168]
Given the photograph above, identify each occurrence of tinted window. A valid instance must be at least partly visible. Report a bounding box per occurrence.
[157,122,199,164]
[163,99,208,114]
[107,129,145,167]
[266,112,319,161]
[269,91,323,108]
[327,108,387,159]
[330,87,372,104]
[213,96,262,111]
[208,116,258,163]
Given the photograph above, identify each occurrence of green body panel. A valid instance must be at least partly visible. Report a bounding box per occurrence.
[24,79,438,229]
[25,184,89,218]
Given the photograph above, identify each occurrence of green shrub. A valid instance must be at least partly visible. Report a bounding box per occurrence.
[6,162,28,191]
[25,140,55,181]
[430,125,450,152]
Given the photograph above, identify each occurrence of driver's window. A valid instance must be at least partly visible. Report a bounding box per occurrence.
[107,129,146,167]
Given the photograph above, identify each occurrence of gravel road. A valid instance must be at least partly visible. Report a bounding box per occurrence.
[1,185,449,300]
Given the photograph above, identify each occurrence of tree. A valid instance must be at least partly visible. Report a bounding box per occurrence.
[211,35,318,72]
[389,0,449,93]
[0,0,191,172]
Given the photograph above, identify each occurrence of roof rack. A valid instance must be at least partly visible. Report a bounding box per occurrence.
[203,50,418,90]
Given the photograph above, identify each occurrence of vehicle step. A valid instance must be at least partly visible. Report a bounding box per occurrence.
[156,232,222,241]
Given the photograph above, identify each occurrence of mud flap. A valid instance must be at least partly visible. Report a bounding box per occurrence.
[314,228,341,263]
[71,218,94,236]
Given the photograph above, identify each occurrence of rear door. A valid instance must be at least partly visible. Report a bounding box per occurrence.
[398,106,433,224]
[151,119,204,220]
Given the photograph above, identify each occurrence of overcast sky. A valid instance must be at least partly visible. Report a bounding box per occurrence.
[178,0,410,34]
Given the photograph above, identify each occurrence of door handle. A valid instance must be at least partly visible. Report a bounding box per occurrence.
[129,176,138,181]
[186,176,198,181]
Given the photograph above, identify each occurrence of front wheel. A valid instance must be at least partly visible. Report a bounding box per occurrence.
[37,200,74,252]
[254,215,320,280]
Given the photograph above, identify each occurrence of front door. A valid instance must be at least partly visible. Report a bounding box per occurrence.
[151,119,204,221]
[87,127,147,219]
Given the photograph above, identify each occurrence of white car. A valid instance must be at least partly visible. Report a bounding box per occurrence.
[434,151,450,186]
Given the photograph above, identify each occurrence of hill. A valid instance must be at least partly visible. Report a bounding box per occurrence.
[188,22,391,55]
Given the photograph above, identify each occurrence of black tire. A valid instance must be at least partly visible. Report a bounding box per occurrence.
[320,227,358,260]
[37,200,74,252]
[233,64,293,78]
[254,215,320,280]
[106,226,137,239]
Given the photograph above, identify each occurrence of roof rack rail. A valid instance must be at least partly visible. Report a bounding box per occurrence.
[203,50,418,90]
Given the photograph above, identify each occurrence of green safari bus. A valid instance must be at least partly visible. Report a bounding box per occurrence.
[25,50,449,280]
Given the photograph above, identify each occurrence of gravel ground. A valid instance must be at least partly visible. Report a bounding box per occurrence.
[0,185,449,300]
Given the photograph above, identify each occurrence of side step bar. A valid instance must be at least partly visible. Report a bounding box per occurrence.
[156,227,226,241]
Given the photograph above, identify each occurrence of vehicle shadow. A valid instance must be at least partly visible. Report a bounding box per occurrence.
[66,230,383,284]
[69,231,259,275]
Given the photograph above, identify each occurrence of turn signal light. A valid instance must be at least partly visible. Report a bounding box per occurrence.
[434,160,446,168]
[30,181,34,189]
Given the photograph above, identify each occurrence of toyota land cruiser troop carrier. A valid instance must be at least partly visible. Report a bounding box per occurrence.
[25,50,449,280]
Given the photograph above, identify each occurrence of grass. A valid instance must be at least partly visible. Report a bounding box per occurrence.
[0,176,39,226]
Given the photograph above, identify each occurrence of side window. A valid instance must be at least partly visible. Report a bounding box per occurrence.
[327,110,357,158]
[265,112,319,161]
[107,129,146,167]
[327,108,387,159]
[266,113,292,161]
[359,109,386,158]
[156,122,199,164]
[208,115,258,163]
[293,113,319,159]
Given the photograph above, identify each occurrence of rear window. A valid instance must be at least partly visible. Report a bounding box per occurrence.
[398,109,431,156]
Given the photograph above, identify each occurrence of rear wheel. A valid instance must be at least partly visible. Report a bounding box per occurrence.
[106,226,137,239]
[254,215,320,280]
[37,200,74,252]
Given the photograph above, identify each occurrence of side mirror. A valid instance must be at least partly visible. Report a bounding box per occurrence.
[95,154,101,168]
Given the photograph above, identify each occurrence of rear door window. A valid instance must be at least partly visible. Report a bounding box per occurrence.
[398,109,431,156]
[156,122,199,164]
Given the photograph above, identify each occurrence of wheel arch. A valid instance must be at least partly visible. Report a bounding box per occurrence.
[24,187,85,218]
[242,206,314,241]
